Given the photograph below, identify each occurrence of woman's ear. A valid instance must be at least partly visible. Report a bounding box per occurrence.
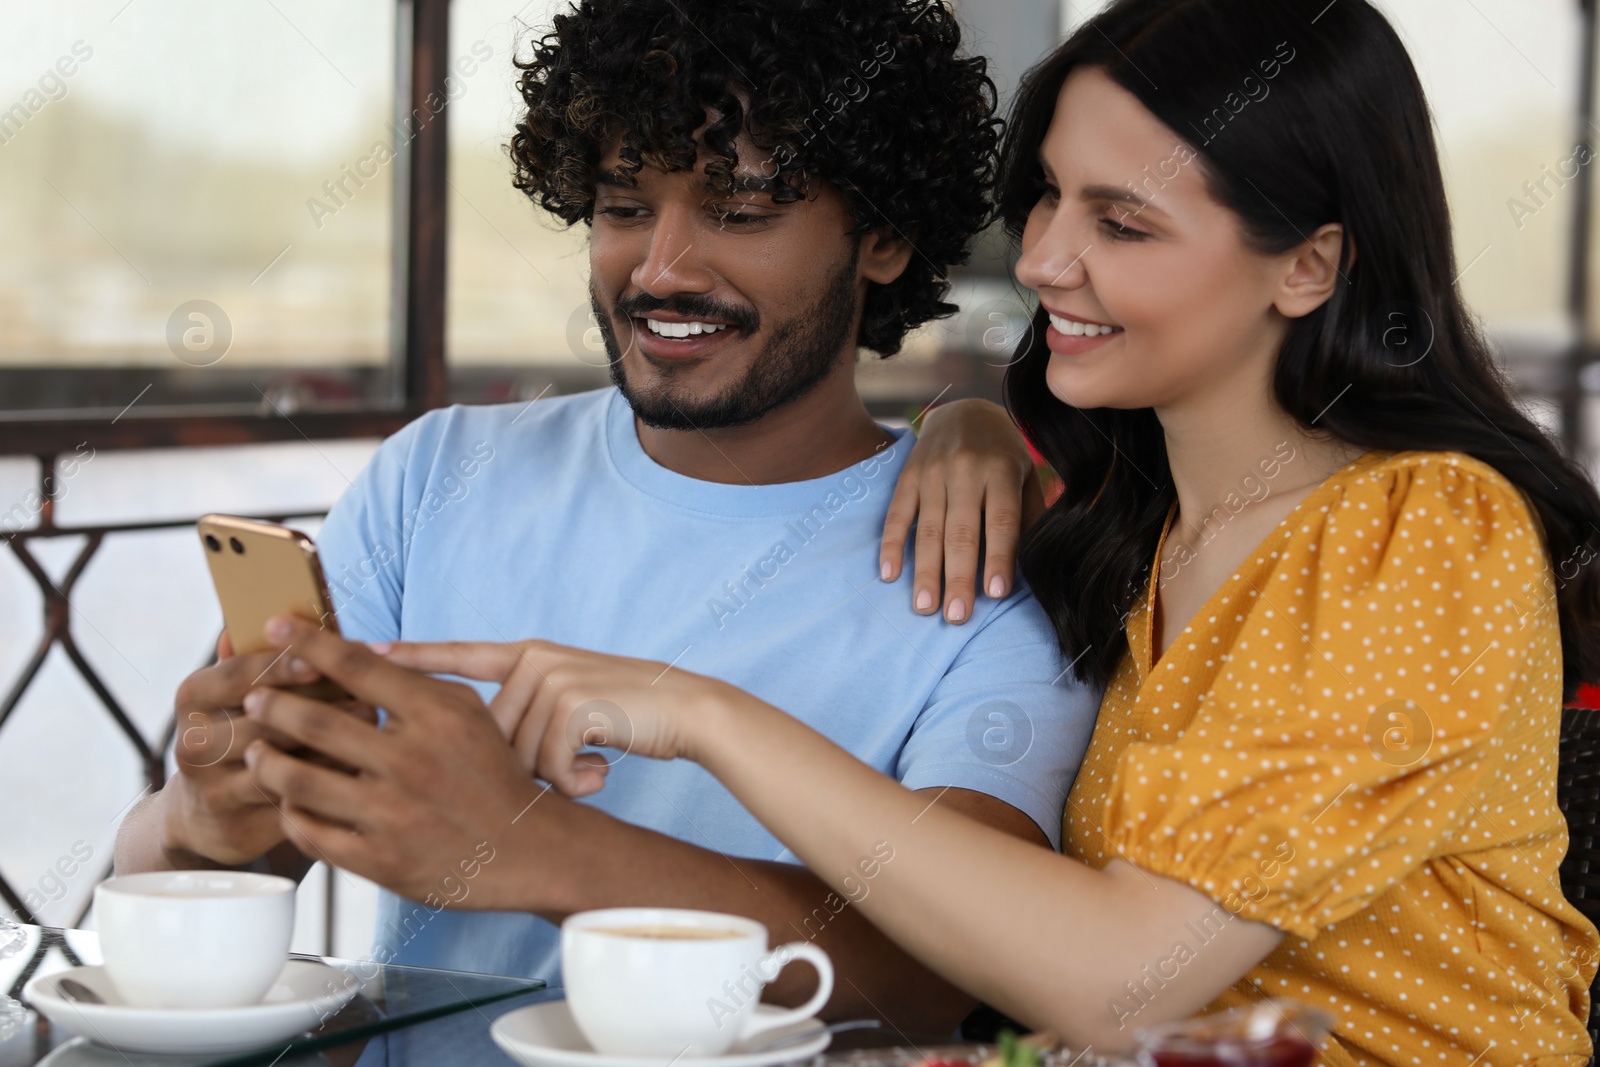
[859,226,915,285]
[1274,222,1351,319]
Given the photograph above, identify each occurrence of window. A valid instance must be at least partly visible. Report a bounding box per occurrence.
[0,1,402,425]
[446,0,598,403]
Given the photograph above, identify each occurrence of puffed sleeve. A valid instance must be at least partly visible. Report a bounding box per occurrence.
[1099,456,1560,940]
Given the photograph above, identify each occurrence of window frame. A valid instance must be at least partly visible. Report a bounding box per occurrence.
[0,0,449,456]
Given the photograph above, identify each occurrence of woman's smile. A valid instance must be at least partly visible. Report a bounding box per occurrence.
[1043,306,1125,356]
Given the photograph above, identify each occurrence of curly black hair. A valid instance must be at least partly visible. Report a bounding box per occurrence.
[508,0,1001,356]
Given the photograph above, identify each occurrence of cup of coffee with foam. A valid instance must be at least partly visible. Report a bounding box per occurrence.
[94,871,296,1009]
[562,908,834,1057]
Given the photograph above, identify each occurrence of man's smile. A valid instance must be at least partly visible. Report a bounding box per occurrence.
[630,312,746,361]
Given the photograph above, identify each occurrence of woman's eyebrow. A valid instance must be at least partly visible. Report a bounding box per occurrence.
[1034,155,1170,219]
[1080,182,1167,219]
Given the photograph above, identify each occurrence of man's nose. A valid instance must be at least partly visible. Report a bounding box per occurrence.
[632,206,714,298]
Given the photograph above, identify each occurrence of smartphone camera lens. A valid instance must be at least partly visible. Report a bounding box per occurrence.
[203,534,222,553]
[229,537,245,555]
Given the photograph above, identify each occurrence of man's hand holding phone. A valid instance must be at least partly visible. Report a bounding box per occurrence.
[236,615,548,910]
[163,515,378,869]
[162,630,341,867]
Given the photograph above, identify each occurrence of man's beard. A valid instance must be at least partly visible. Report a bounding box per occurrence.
[597,244,861,431]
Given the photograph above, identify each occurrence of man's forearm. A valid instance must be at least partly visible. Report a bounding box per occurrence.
[113,790,314,882]
[500,790,976,1034]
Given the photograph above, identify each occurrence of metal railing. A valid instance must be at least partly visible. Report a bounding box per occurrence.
[1,451,336,951]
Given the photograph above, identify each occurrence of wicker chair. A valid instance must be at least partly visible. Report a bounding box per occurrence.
[1558,704,1600,1060]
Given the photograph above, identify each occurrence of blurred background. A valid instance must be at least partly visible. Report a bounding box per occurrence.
[0,0,1593,958]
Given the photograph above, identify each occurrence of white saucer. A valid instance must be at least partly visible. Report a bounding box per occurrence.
[492,1001,832,1067]
[24,960,361,1055]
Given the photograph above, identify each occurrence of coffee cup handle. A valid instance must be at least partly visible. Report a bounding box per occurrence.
[738,942,834,1041]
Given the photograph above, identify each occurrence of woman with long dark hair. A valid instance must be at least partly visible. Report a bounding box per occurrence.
[372,0,1600,1059]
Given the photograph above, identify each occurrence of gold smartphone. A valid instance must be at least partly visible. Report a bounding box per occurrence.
[197,513,351,702]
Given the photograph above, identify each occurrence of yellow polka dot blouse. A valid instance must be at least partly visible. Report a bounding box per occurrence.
[1061,450,1599,1065]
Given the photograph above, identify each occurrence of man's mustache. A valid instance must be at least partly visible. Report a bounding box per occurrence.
[612,293,760,335]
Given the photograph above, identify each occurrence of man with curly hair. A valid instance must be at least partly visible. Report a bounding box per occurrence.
[116,0,1097,1033]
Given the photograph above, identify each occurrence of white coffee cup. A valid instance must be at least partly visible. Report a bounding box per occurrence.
[561,908,834,1058]
[94,870,296,1009]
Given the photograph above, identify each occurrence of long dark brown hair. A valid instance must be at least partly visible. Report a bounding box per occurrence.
[1002,0,1600,696]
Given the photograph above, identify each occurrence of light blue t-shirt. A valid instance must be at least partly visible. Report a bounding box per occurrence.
[314,387,1098,983]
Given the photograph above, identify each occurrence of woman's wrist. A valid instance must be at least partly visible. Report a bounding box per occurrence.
[684,682,768,772]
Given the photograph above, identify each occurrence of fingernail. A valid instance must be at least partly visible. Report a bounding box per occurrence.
[243,690,263,715]
[368,641,392,654]
[947,598,966,623]
[880,560,891,582]
[265,616,291,640]
[243,740,261,766]
[915,589,933,612]
[988,575,1005,598]
[289,657,312,675]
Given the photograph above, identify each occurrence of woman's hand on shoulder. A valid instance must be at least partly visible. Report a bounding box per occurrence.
[879,398,1044,623]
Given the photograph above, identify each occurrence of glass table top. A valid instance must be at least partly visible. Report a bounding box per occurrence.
[0,924,1131,1067]
[0,924,549,1066]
